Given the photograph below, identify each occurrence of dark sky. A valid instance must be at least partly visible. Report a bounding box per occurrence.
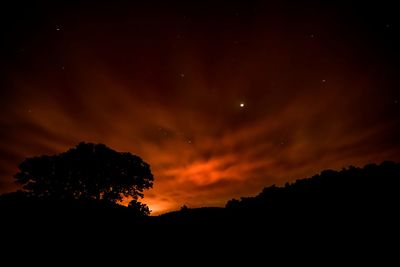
[1,1,400,214]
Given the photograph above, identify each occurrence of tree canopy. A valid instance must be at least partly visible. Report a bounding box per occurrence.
[14,142,154,207]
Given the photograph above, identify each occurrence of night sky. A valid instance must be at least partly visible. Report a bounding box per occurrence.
[1,1,400,214]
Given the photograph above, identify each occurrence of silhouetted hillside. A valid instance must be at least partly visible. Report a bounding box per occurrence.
[148,161,400,260]
[160,161,399,225]
[0,191,149,234]
[1,161,399,260]
[2,161,399,227]
[225,161,400,221]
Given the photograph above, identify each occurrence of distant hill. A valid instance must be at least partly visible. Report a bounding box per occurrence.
[2,161,399,224]
[225,161,400,218]
[1,161,399,257]
[157,161,400,227]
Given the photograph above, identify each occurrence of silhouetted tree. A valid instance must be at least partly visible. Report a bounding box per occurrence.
[14,142,154,207]
[128,199,151,216]
[225,198,240,209]
[180,205,189,211]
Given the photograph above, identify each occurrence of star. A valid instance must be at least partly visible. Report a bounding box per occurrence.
[240,103,245,108]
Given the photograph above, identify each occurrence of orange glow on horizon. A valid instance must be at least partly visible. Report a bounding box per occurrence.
[1,3,400,215]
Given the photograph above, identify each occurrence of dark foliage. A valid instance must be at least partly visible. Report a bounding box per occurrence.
[225,161,400,221]
[13,142,153,207]
[128,199,151,216]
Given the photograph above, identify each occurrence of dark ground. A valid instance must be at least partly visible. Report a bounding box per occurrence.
[1,161,399,263]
